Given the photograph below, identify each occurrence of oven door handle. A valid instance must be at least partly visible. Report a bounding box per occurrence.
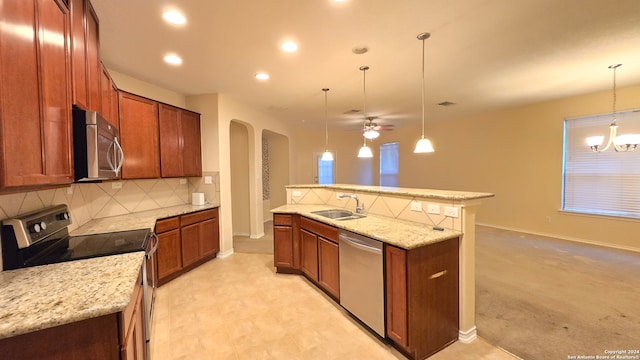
[146,232,159,259]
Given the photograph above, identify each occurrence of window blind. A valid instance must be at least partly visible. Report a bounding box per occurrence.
[563,109,640,218]
[380,142,399,187]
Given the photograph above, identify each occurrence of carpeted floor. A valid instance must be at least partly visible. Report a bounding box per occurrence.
[476,226,640,360]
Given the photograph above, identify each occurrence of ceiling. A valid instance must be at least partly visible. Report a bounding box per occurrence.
[92,0,640,131]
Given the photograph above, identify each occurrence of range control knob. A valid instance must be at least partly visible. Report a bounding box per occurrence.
[40,221,47,230]
[31,223,42,234]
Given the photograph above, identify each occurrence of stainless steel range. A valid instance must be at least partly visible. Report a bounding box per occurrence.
[1,204,158,359]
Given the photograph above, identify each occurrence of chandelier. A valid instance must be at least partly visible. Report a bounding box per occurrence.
[586,64,640,152]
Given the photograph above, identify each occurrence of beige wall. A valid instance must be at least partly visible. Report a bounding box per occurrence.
[230,121,251,236]
[108,69,188,109]
[294,85,640,252]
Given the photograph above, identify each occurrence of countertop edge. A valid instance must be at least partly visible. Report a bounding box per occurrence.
[285,184,494,201]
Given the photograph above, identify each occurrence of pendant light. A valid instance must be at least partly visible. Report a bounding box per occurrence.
[321,88,334,161]
[413,32,435,153]
[586,64,640,152]
[357,66,374,158]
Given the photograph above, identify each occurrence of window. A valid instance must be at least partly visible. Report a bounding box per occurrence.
[380,142,399,187]
[562,110,640,218]
[317,155,334,184]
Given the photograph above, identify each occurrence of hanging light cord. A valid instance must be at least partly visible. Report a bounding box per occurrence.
[611,64,619,125]
[420,36,425,139]
[323,88,329,148]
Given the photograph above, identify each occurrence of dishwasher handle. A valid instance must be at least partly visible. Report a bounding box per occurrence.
[339,234,382,255]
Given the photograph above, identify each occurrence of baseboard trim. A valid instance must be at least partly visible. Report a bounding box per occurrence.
[458,326,477,343]
[233,232,250,237]
[217,248,234,258]
[476,223,640,254]
[250,232,265,239]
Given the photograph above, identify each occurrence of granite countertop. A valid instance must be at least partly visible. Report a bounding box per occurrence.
[286,184,494,201]
[271,204,461,249]
[0,252,144,340]
[71,202,220,236]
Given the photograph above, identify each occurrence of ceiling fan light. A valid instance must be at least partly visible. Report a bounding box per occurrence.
[321,150,334,161]
[358,145,373,158]
[414,138,435,153]
[363,129,379,140]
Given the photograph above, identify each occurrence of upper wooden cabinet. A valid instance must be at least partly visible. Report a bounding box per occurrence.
[118,92,160,179]
[70,0,100,113]
[0,0,74,190]
[159,104,202,177]
[100,62,118,127]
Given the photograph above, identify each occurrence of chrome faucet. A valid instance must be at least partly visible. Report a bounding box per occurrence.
[338,193,364,214]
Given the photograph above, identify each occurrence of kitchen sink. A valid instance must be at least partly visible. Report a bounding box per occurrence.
[311,209,366,221]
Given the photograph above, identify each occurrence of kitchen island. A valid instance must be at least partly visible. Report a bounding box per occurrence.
[272,184,493,359]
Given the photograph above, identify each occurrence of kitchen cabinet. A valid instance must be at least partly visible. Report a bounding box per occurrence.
[156,208,220,286]
[118,91,160,179]
[0,0,74,191]
[100,62,118,127]
[299,216,340,300]
[0,267,145,360]
[155,216,182,283]
[70,0,100,112]
[385,238,460,360]
[159,104,202,178]
[273,214,301,271]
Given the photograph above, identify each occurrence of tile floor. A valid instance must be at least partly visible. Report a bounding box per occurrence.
[150,252,519,359]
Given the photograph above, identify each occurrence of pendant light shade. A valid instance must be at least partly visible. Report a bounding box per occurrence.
[414,32,435,154]
[321,88,334,161]
[358,143,373,158]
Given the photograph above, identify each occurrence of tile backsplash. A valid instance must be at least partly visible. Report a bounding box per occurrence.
[0,173,220,233]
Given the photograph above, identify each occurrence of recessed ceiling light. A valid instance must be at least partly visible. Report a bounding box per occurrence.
[281,41,298,52]
[255,73,270,80]
[163,10,186,25]
[164,54,182,65]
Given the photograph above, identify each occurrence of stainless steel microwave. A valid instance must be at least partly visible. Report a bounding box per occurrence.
[72,108,124,181]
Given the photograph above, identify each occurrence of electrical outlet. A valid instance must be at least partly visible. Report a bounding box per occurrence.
[204,176,212,184]
[444,206,459,218]
[427,204,440,214]
[410,201,422,211]
[111,181,123,190]
[67,186,73,195]
[292,190,302,197]
[337,193,343,199]
[179,178,187,185]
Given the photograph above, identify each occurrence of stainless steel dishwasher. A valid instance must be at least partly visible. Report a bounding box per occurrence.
[339,230,385,337]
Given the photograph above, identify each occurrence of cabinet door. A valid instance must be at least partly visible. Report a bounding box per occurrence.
[181,223,201,267]
[318,237,340,299]
[273,226,293,268]
[85,1,100,113]
[385,245,408,348]
[0,0,73,189]
[119,92,160,179]
[69,0,87,108]
[300,229,318,282]
[180,110,202,177]
[158,104,182,177]
[199,217,219,258]
[157,229,182,281]
[100,63,117,126]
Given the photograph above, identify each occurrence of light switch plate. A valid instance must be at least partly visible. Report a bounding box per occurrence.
[292,190,302,197]
[410,201,422,211]
[427,204,440,214]
[179,178,187,185]
[444,206,459,218]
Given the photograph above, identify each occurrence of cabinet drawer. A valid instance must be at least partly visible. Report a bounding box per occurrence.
[273,214,292,226]
[155,216,180,233]
[301,217,339,243]
[181,208,217,227]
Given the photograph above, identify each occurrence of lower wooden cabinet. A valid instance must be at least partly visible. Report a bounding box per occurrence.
[0,267,145,360]
[273,214,300,271]
[156,208,220,285]
[317,237,340,299]
[300,229,319,281]
[385,238,460,360]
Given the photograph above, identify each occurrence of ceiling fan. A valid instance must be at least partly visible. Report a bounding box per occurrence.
[362,116,394,140]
